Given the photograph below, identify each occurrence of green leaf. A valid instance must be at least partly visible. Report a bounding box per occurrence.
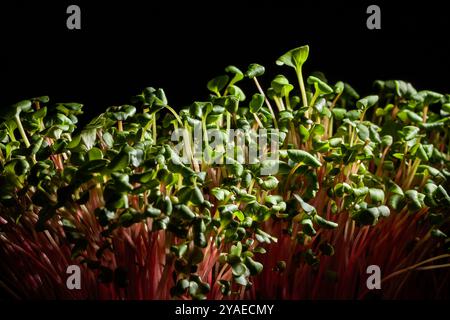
[369,188,385,204]
[355,207,380,226]
[220,204,239,215]
[261,176,279,190]
[207,75,229,95]
[334,183,352,197]
[245,257,263,275]
[332,108,347,120]
[56,102,83,116]
[313,98,327,114]
[279,110,294,123]
[174,204,196,221]
[211,188,230,202]
[293,194,316,214]
[225,157,244,176]
[417,90,443,106]
[234,188,256,203]
[381,135,393,147]
[194,232,207,249]
[389,194,404,210]
[171,244,188,258]
[102,132,114,148]
[346,110,361,121]
[234,210,245,222]
[32,106,47,120]
[416,144,429,161]
[31,137,44,155]
[190,186,205,205]
[434,185,450,206]
[356,123,370,141]
[405,190,425,211]
[431,229,448,239]
[2,100,32,119]
[255,228,277,244]
[314,214,338,229]
[344,83,360,99]
[329,138,343,147]
[245,64,265,79]
[189,102,208,118]
[287,149,321,167]
[224,96,239,114]
[80,128,97,150]
[272,201,286,212]
[232,262,248,277]
[228,85,246,101]
[31,96,50,104]
[249,93,265,113]
[88,147,103,161]
[299,125,310,140]
[388,180,404,196]
[334,82,344,94]
[301,218,316,236]
[225,65,244,86]
[377,205,390,217]
[353,186,369,197]
[106,105,136,121]
[230,241,242,257]
[402,126,420,141]
[276,45,309,71]
[307,76,333,95]
[112,173,133,192]
[271,75,294,97]
[6,158,30,176]
[356,95,379,110]
[144,205,161,218]
[265,195,283,205]
[108,150,130,172]
[399,110,423,123]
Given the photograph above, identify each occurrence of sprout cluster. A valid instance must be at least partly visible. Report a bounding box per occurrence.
[1,46,449,299]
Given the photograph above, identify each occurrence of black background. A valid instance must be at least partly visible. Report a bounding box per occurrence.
[3,300,450,319]
[0,0,448,121]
